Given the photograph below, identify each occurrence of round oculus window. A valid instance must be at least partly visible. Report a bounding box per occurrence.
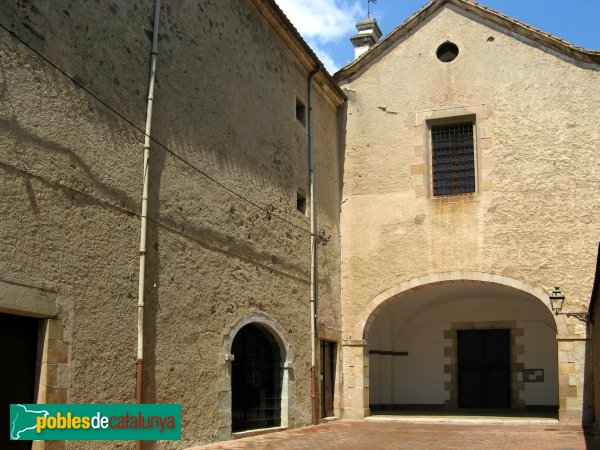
[436,42,459,62]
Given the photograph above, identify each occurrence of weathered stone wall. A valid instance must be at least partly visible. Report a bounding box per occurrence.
[0,0,342,447]
[339,4,599,422]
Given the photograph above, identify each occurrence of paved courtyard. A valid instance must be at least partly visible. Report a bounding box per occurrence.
[189,420,600,450]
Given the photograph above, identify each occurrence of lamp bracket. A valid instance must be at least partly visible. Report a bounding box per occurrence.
[557,311,593,324]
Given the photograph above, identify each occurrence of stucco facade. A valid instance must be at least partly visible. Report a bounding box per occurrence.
[337,0,599,426]
[0,0,599,448]
[0,0,343,448]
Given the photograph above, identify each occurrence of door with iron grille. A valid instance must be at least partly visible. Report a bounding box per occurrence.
[231,323,282,432]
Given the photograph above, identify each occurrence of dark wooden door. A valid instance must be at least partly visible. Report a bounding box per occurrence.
[458,329,510,408]
[0,313,38,450]
[320,341,336,418]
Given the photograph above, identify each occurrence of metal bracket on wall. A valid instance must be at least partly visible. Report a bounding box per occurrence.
[561,312,593,324]
[315,229,331,245]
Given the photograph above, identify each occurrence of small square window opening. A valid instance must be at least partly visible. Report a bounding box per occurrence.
[431,123,475,196]
[296,190,307,214]
[295,97,306,125]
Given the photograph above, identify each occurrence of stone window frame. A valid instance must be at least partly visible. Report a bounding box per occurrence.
[412,104,494,200]
[430,122,477,196]
[219,313,294,441]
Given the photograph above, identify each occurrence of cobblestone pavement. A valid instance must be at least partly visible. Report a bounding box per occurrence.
[189,421,600,450]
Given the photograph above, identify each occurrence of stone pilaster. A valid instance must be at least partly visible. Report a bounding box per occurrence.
[342,339,369,419]
[557,335,590,425]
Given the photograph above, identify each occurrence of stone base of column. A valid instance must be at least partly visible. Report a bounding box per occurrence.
[343,407,370,419]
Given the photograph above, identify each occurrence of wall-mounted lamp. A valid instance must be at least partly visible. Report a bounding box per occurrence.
[549,287,592,323]
[549,287,565,314]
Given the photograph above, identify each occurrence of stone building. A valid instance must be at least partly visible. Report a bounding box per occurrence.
[0,0,344,448]
[0,0,598,449]
[337,0,599,426]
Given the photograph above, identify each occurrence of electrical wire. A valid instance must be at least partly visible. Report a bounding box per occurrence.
[0,22,311,235]
[0,161,310,284]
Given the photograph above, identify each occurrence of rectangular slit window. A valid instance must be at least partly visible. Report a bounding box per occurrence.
[431,123,475,196]
[295,97,306,125]
[296,190,307,214]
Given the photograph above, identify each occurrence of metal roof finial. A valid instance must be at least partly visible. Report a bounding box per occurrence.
[368,0,377,19]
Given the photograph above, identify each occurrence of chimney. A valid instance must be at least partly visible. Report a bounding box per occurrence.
[350,18,382,59]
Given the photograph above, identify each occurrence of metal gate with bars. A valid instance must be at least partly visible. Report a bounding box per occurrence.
[231,323,282,432]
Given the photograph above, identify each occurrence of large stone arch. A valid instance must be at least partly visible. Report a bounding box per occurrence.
[353,271,568,339]
[218,313,294,440]
[342,272,583,423]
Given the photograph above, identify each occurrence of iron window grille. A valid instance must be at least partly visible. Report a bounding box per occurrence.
[431,123,476,196]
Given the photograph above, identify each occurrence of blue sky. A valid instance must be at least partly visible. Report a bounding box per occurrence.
[274,0,600,73]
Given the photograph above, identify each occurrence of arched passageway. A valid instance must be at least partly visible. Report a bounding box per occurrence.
[366,281,559,413]
[231,323,283,432]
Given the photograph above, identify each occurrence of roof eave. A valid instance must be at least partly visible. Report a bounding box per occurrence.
[249,0,347,106]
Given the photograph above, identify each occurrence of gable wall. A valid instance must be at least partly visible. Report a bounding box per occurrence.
[340,4,600,338]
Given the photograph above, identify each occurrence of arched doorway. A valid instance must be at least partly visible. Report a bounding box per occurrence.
[219,314,293,440]
[231,323,283,432]
[366,281,559,413]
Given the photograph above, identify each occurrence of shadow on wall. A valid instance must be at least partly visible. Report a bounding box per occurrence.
[140,132,166,450]
[0,117,139,211]
[1,113,307,281]
[585,242,600,448]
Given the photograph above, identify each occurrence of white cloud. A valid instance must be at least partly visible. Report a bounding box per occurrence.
[275,0,364,72]
[306,40,338,73]
[276,0,363,42]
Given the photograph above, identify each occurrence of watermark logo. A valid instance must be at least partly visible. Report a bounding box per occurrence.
[10,404,181,441]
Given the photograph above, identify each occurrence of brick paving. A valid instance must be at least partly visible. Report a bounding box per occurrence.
[189,421,600,450]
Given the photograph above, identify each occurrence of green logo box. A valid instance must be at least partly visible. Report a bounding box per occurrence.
[10,404,181,441]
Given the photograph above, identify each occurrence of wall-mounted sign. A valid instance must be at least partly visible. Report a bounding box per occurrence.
[522,369,544,382]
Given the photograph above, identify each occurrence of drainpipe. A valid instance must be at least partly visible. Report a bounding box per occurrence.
[308,65,321,426]
[137,1,160,447]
